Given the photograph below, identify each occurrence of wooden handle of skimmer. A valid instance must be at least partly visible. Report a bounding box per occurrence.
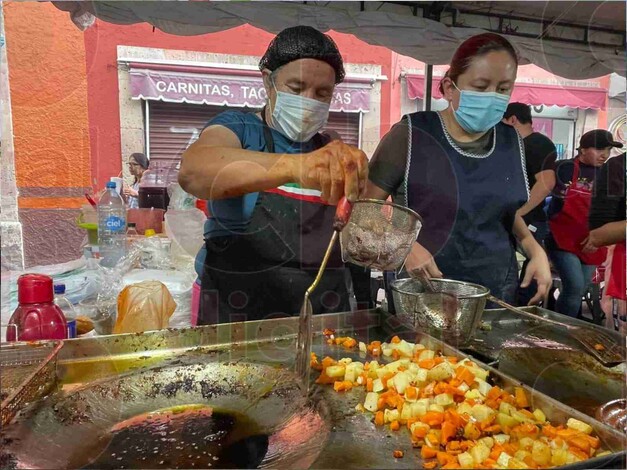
[333,197,353,232]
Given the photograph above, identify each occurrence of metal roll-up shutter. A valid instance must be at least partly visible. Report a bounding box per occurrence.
[325,112,361,147]
[148,102,362,163]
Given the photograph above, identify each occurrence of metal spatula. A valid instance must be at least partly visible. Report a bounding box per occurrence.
[295,198,353,387]
[489,296,625,367]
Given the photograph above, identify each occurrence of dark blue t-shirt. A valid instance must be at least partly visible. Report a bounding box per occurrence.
[194,110,317,276]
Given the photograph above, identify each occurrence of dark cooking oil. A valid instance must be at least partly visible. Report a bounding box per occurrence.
[76,405,269,469]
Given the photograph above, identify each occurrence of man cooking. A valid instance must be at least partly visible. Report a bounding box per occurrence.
[179,26,368,325]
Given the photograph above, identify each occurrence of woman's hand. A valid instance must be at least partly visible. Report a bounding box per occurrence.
[405,241,443,278]
[521,248,552,305]
[294,141,368,204]
[123,186,138,198]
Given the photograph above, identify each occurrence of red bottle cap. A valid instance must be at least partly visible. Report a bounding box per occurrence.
[17,274,54,304]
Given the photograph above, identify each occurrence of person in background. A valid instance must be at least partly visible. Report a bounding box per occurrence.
[179,26,368,325]
[587,152,626,332]
[546,130,623,317]
[502,102,557,306]
[366,33,551,305]
[123,152,149,208]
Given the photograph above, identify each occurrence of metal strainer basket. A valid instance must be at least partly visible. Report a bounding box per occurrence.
[340,199,421,271]
[1,341,62,426]
[391,278,489,347]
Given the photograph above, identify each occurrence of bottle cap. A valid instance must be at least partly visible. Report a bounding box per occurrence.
[144,229,156,237]
[18,274,54,304]
[106,181,116,189]
[53,284,66,295]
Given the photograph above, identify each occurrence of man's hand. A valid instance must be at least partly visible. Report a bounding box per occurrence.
[581,234,599,254]
[405,241,443,278]
[293,141,368,204]
[521,250,552,305]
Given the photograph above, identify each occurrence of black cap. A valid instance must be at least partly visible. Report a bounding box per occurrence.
[579,129,624,150]
[503,102,532,124]
[259,26,345,84]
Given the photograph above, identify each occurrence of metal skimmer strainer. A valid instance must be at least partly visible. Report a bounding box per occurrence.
[339,199,422,271]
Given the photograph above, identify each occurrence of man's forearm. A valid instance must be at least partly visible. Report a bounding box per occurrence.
[590,221,627,247]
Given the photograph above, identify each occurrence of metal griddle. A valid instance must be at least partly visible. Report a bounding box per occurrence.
[1,310,625,469]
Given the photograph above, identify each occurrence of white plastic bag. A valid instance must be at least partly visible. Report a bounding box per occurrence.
[164,209,205,271]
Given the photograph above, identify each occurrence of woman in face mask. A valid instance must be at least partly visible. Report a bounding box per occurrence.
[366,33,551,305]
[179,26,368,325]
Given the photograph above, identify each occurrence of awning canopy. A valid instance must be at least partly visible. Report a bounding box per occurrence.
[406,74,608,110]
[54,1,625,80]
[129,65,371,113]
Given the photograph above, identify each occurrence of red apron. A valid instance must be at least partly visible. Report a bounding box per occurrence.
[607,241,626,300]
[549,159,607,265]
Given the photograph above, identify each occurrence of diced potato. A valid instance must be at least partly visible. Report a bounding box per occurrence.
[344,362,362,382]
[387,358,410,372]
[391,371,410,394]
[471,404,496,422]
[508,458,528,469]
[396,340,414,357]
[458,382,470,393]
[413,343,426,352]
[356,376,364,385]
[429,404,445,413]
[533,408,546,423]
[478,437,495,449]
[532,440,551,466]
[518,437,534,450]
[413,368,428,385]
[551,449,570,466]
[418,349,436,361]
[372,378,385,393]
[464,421,481,440]
[369,360,380,371]
[468,366,489,381]
[456,402,472,416]
[326,365,346,378]
[355,403,365,412]
[515,450,531,461]
[499,402,516,416]
[400,403,413,422]
[497,412,519,429]
[359,341,367,353]
[410,421,430,435]
[511,410,534,424]
[344,368,357,383]
[476,379,493,397]
[550,438,568,451]
[428,362,455,381]
[464,389,483,400]
[338,358,353,365]
[417,398,432,408]
[363,392,379,412]
[493,434,511,445]
[496,451,511,467]
[425,431,441,448]
[411,402,428,418]
[458,452,474,468]
[470,442,491,464]
[434,393,454,407]
[382,347,393,357]
[376,368,387,379]
[567,418,593,435]
[384,408,400,423]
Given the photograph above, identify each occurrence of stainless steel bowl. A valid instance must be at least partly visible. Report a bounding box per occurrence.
[391,278,489,347]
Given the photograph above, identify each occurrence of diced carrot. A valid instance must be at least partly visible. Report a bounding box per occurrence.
[321,356,336,368]
[568,446,590,461]
[391,335,401,344]
[569,435,591,453]
[442,462,461,469]
[421,446,438,459]
[556,428,580,438]
[459,440,473,451]
[406,386,418,400]
[390,420,401,431]
[412,425,429,439]
[366,377,374,392]
[485,398,499,409]
[315,372,335,384]
[446,409,467,428]
[519,409,535,420]
[487,386,502,400]
[322,328,335,336]
[441,421,457,445]
[391,349,401,360]
[418,359,436,369]
[523,455,536,468]
[503,443,519,455]
[333,380,353,392]
[479,415,496,430]
[483,424,501,434]
[515,387,529,408]
[489,445,504,461]
[393,450,404,459]
[423,461,438,469]
[542,424,558,438]
[434,356,445,365]
[421,411,445,427]
[434,382,448,395]
[374,411,384,426]
[466,399,476,406]
[483,458,497,468]
[447,441,461,452]
[447,356,459,363]
[437,451,457,465]
[382,372,395,388]
[343,338,357,348]
[449,378,462,387]
[377,397,386,410]
[582,434,601,449]
[501,391,516,404]
[455,366,476,385]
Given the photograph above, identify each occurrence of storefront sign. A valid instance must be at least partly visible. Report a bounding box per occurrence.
[130,69,370,113]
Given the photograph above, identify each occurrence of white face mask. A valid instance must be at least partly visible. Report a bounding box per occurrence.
[270,79,331,142]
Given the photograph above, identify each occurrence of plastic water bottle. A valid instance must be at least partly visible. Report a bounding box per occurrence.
[98,181,127,267]
[54,283,77,338]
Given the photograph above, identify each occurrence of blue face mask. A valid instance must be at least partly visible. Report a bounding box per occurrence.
[452,82,510,134]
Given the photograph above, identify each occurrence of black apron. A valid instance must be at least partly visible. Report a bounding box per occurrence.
[198,114,350,325]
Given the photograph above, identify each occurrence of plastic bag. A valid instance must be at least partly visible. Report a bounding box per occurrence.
[164,209,205,271]
[114,280,176,334]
